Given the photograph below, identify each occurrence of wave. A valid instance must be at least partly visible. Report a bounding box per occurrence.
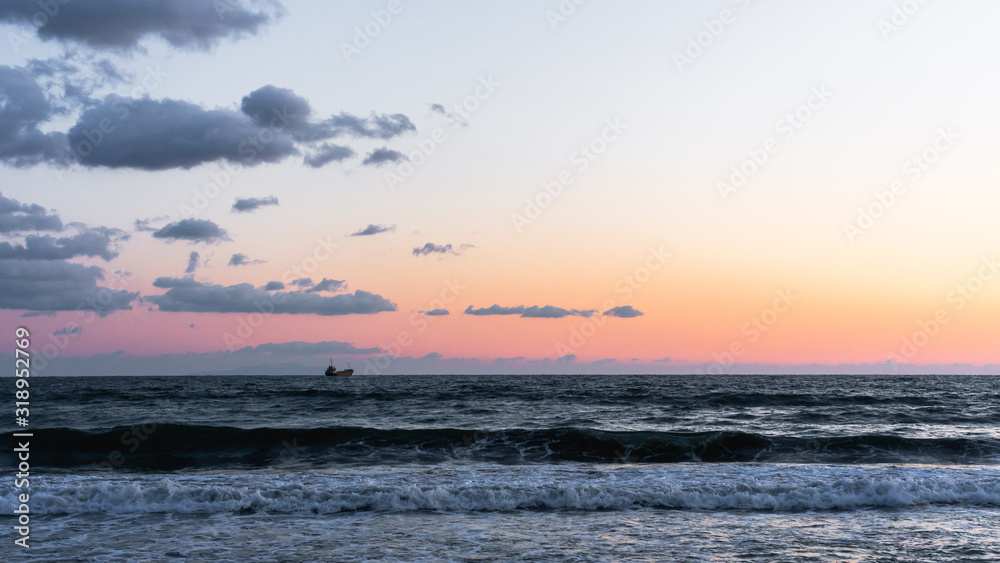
[4,469,1000,515]
[3,425,999,470]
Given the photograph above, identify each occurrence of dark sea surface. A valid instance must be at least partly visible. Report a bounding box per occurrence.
[2,374,999,561]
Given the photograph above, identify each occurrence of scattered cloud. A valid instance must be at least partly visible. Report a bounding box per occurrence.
[228,253,266,266]
[327,113,416,140]
[362,147,407,166]
[0,69,414,171]
[152,219,230,244]
[290,277,314,288]
[0,0,285,51]
[558,354,577,363]
[134,216,169,232]
[152,276,202,289]
[69,96,299,170]
[0,191,63,233]
[464,305,597,318]
[53,326,82,336]
[0,259,139,316]
[412,243,464,257]
[263,281,285,291]
[0,67,70,168]
[603,305,644,318]
[231,196,279,213]
[421,308,449,316]
[304,144,354,168]
[306,277,344,293]
[349,224,395,237]
[185,251,200,274]
[149,280,397,316]
[430,102,467,127]
[0,193,136,316]
[0,227,127,261]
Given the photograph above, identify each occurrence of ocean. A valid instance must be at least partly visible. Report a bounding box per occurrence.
[2,373,999,561]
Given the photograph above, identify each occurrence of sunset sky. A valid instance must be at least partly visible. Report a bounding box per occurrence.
[2,0,999,375]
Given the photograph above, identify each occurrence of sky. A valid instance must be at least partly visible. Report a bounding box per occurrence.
[1,0,999,375]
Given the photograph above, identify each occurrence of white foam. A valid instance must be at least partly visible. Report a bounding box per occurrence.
[5,465,999,515]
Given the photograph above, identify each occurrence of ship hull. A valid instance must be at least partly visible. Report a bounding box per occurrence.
[325,369,354,377]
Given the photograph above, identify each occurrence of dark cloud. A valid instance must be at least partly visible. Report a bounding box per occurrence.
[241,85,413,142]
[363,147,407,166]
[603,305,644,318]
[0,67,69,167]
[93,59,125,82]
[304,144,354,168]
[0,191,63,233]
[0,70,414,171]
[68,96,298,170]
[231,196,279,213]
[152,219,230,244]
[349,224,395,237]
[291,277,314,288]
[464,305,597,318]
[234,340,383,356]
[240,85,313,132]
[263,281,285,291]
[228,253,266,266]
[53,326,82,336]
[152,276,203,289]
[306,278,344,293]
[0,227,127,261]
[421,308,449,316]
[0,0,284,51]
[0,259,138,315]
[412,243,461,257]
[149,282,397,316]
[185,251,200,274]
[558,354,577,363]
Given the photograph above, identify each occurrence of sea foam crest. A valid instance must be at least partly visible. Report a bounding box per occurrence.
[5,472,1000,515]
